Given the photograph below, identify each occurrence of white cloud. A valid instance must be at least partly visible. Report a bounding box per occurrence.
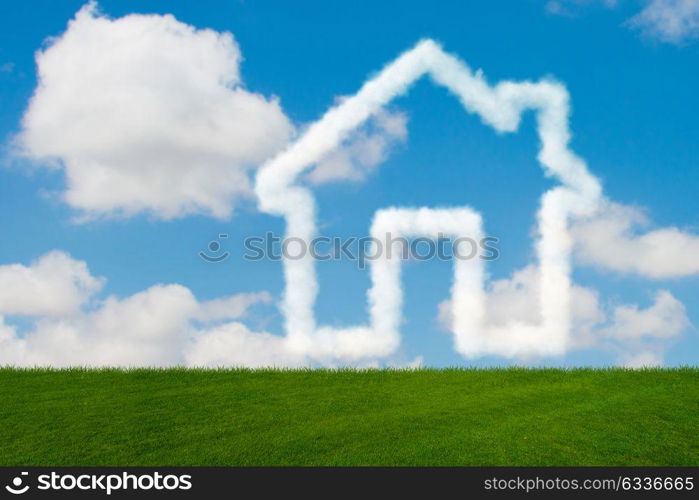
[5,17,696,367]
[255,38,606,361]
[438,268,690,365]
[17,2,293,220]
[254,37,693,363]
[12,284,199,366]
[437,265,606,349]
[547,0,699,45]
[0,251,103,317]
[196,291,272,322]
[0,251,296,367]
[305,109,408,185]
[600,290,689,339]
[621,351,663,367]
[0,318,23,363]
[571,201,699,279]
[628,0,699,44]
[0,249,691,367]
[600,290,689,366]
[185,322,305,368]
[546,0,618,17]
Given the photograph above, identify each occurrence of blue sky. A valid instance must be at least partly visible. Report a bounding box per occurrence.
[0,0,697,367]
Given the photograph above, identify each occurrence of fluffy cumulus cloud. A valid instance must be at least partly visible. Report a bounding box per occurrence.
[185,323,304,368]
[17,2,293,220]
[600,290,689,339]
[0,251,301,367]
[0,219,692,369]
[578,290,689,365]
[0,250,433,368]
[571,201,699,279]
[0,251,103,316]
[564,199,698,364]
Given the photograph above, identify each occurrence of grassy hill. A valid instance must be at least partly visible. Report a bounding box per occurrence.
[0,367,696,466]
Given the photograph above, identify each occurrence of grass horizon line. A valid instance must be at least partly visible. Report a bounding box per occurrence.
[0,365,697,373]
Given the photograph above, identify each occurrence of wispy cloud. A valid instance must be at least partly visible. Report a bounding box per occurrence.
[306,109,408,185]
[545,0,618,17]
[547,0,699,45]
[571,201,699,279]
[627,0,699,44]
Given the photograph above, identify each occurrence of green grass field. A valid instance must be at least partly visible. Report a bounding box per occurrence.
[0,367,696,466]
